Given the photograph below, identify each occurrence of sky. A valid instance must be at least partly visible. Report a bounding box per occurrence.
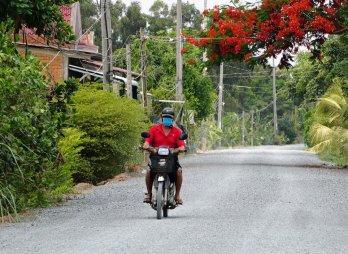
[121,0,235,14]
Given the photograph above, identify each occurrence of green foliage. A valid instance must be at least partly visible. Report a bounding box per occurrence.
[80,0,203,48]
[278,118,297,144]
[0,23,72,215]
[216,60,299,145]
[72,86,148,183]
[284,31,348,165]
[286,34,348,105]
[182,55,216,119]
[189,117,222,151]
[0,1,75,44]
[170,2,203,31]
[114,36,216,121]
[119,2,146,45]
[48,79,80,130]
[147,0,174,34]
[221,112,242,147]
[308,80,348,166]
[58,128,91,187]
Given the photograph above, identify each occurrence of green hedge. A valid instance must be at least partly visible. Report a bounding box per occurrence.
[72,87,149,183]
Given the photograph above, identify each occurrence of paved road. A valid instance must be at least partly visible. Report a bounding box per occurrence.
[1,145,348,254]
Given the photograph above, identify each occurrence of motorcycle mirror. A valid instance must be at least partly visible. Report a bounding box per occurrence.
[179,133,188,140]
[141,132,150,138]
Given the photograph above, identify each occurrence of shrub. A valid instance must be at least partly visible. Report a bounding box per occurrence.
[0,21,69,215]
[278,118,297,144]
[56,128,91,196]
[72,87,148,183]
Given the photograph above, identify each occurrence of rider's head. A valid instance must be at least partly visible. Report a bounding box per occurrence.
[161,107,174,127]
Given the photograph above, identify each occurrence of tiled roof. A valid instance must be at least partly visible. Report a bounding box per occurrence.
[17,3,98,52]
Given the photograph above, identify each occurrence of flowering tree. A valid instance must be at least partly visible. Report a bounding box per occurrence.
[185,0,348,67]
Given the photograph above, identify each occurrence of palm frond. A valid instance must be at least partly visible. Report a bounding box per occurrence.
[317,97,342,111]
[309,123,334,145]
[309,139,332,153]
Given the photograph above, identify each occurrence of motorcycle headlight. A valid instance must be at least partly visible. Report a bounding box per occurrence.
[158,147,170,156]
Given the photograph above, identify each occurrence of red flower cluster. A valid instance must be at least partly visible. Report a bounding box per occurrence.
[309,16,336,33]
[188,58,196,65]
[186,0,347,66]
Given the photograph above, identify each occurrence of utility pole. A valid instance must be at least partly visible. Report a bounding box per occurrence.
[176,0,183,101]
[140,28,147,109]
[217,61,224,129]
[101,0,112,91]
[126,44,132,99]
[201,0,208,150]
[202,0,208,64]
[251,110,254,146]
[242,110,245,146]
[272,57,278,142]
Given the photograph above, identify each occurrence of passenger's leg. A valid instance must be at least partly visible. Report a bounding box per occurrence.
[144,169,152,202]
[175,168,183,204]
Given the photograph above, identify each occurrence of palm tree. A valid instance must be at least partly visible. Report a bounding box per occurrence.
[309,79,348,163]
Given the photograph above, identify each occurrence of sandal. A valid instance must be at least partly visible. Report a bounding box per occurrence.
[143,193,152,203]
[175,198,183,205]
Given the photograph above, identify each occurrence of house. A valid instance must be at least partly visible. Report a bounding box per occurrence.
[15,2,139,98]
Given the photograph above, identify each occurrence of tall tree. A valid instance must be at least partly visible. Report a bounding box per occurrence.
[119,2,146,45]
[110,0,127,48]
[170,1,203,30]
[147,0,174,34]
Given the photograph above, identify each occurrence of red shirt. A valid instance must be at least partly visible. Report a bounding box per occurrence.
[145,124,185,148]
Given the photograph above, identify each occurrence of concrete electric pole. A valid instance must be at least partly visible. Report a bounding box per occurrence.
[140,28,148,109]
[202,0,208,64]
[242,110,245,146]
[217,62,224,129]
[126,44,132,99]
[176,0,183,101]
[251,110,254,146]
[272,57,278,142]
[101,0,112,91]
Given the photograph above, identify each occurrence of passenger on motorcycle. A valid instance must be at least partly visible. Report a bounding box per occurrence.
[143,107,186,205]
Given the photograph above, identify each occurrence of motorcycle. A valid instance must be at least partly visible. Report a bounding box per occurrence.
[141,132,188,219]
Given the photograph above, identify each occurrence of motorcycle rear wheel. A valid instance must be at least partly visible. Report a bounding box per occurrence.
[157,182,163,219]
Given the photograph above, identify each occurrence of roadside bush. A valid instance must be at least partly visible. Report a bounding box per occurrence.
[72,87,148,183]
[278,118,297,144]
[221,112,242,147]
[56,128,91,197]
[0,21,69,215]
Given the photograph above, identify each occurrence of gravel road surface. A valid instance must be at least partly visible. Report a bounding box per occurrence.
[1,144,348,254]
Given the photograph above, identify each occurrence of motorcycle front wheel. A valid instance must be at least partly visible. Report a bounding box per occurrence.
[157,182,163,219]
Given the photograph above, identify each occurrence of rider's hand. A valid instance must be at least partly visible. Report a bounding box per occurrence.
[171,148,180,155]
[149,147,157,154]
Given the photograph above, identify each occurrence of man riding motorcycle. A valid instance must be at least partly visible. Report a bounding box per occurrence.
[143,107,185,205]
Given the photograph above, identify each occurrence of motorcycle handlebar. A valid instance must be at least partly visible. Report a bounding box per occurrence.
[140,146,185,155]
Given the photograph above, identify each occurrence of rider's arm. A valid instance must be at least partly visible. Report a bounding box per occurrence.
[143,126,154,149]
